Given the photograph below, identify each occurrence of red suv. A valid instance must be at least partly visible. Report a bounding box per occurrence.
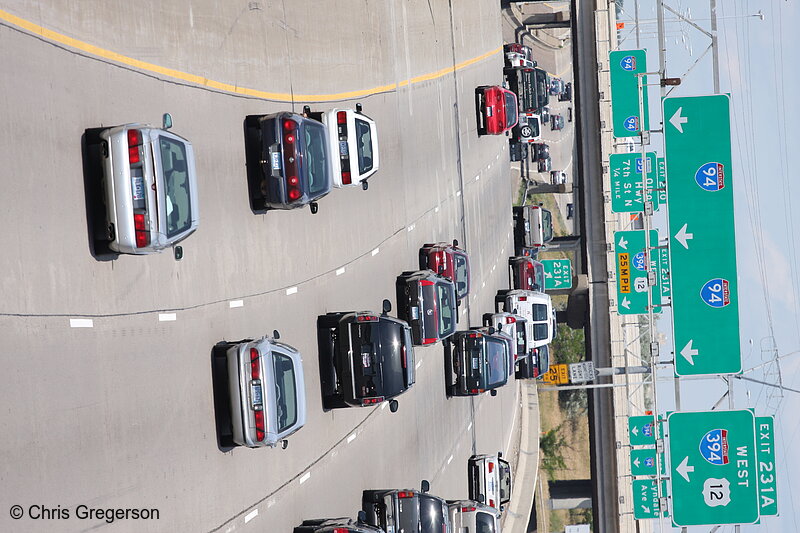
[509,257,545,292]
[419,240,471,301]
[475,86,518,136]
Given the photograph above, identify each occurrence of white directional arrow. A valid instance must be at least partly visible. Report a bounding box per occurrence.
[545,271,553,278]
[675,223,694,249]
[642,505,651,514]
[633,457,641,467]
[631,425,639,436]
[680,340,698,365]
[618,236,629,250]
[677,456,695,482]
[669,106,688,133]
[621,297,631,310]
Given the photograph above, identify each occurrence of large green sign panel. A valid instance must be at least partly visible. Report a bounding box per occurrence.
[755,416,778,516]
[542,259,572,289]
[663,94,741,376]
[614,230,662,315]
[609,50,649,137]
[667,410,758,527]
[609,152,663,213]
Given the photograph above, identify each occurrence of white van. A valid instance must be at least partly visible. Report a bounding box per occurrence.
[495,289,554,348]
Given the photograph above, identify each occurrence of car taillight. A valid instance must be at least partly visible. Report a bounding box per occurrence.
[282,118,302,202]
[489,499,496,507]
[356,315,378,322]
[250,348,260,380]
[127,129,141,164]
[401,345,407,368]
[332,529,348,533]
[398,491,414,499]
[254,409,265,441]
[419,279,434,287]
[341,170,351,184]
[133,213,149,248]
[468,333,483,339]
[461,506,476,512]
[488,461,495,473]
[519,296,528,302]
[505,316,517,324]
[470,389,479,394]
[362,396,384,406]
[423,338,437,345]
[337,111,347,125]
[533,368,540,377]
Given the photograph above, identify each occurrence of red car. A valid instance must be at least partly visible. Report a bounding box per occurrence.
[418,240,471,301]
[475,86,518,136]
[509,257,545,292]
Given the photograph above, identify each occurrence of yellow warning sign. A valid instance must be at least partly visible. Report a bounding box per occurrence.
[618,252,631,293]
[542,364,570,385]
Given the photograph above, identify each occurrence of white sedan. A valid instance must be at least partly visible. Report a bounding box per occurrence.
[319,104,379,190]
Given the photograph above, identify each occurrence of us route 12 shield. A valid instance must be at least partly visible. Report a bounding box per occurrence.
[666,410,759,527]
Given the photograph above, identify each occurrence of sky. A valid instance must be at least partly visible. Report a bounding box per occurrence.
[614,1,800,532]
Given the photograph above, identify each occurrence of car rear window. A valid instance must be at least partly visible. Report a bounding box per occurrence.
[484,337,507,388]
[378,321,413,394]
[355,118,374,174]
[302,121,329,196]
[159,136,193,238]
[533,262,545,291]
[514,322,527,354]
[532,303,548,321]
[418,495,449,533]
[533,323,549,341]
[475,511,496,533]
[504,92,517,128]
[454,252,469,299]
[273,353,297,432]
[436,282,457,337]
[542,209,554,242]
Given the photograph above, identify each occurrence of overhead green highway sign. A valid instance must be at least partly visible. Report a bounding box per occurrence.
[609,152,663,213]
[667,410,758,527]
[614,230,662,315]
[630,448,658,476]
[541,259,572,289]
[755,416,778,516]
[663,94,741,376]
[629,415,657,446]
[609,50,649,138]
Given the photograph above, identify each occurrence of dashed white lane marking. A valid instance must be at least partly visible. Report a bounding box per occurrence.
[468,422,473,431]
[416,360,422,369]
[407,224,415,232]
[347,432,357,444]
[266,499,276,509]
[69,318,93,328]
[482,281,486,288]
[372,247,380,256]
[435,206,440,213]
[382,402,388,410]
[336,267,346,276]
[229,300,244,308]
[496,154,500,160]
[447,454,454,465]
[244,509,258,523]
[299,471,311,484]
[286,287,298,295]
[158,313,176,322]
[456,190,462,197]
[475,174,480,181]
[492,265,496,272]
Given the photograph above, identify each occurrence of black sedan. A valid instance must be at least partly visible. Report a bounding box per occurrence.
[245,108,332,213]
[396,270,458,345]
[317,299,415,412]
[294,515,383,533]
[362,481,452,533]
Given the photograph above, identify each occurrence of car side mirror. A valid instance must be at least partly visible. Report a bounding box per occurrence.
[309,202,319,214]
[497,323,503,331]
[420,480,430,493]
[273,330,281,340]
[498,451,503,458]
[173,245,183,261]
[490,389,498,397]
[356,102,363,113]
[478,493,485,503]
[452,239,459,247]
[281,440,289,450]
[162,113,173,130]
[362,180,369,191]
[488,327,495,335]
[389,399,399,413]
[382,299,392,314]
[357,510,367,523]
[438,265,445,275]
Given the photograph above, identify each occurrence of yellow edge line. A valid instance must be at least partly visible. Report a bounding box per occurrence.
[0,8,501,103]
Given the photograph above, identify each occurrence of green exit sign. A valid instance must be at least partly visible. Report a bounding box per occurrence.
[541,259,572,289]
[755,416,778,516]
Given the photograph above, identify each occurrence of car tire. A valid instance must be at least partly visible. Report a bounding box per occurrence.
[520,125,532,138]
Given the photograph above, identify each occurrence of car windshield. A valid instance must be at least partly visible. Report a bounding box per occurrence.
[533,323,549,341]
[419,495,449,533]
[534,69,549,107]
[454,252,469,299]
[504,92,517,128]
[302,120,329,196]
[437,283,457,336]
[533,262,545,291]
[499,460,512,502]
[475,511,496,533]
[528,117,540,137]
[532,303,549,321]
[537,345,550,372]
[355,118,374,174]
[484,337,508,387]
[378,321,414,394]
[158,136,193,238]
[273,353,297,433]
[541,209,554,242]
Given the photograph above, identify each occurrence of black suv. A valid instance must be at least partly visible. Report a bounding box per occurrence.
[516,344,550,379]
[362,481,452,533]
[445,329,510,397]
[317,299,415,412]
[396,270,458,346]
[530,142,549,162]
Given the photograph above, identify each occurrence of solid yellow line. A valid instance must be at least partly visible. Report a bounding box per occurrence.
[0,8,501,103]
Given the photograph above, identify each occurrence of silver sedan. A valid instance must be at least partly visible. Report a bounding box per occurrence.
[95,113,198,254]
[221,333,306,448]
